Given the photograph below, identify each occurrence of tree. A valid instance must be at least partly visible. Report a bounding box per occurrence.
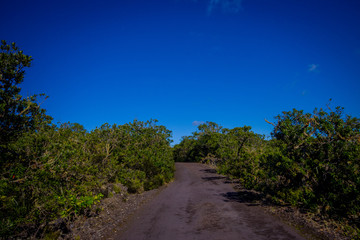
[0,40,51,164]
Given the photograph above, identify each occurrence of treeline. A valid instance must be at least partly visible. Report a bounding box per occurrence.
[0,41,174,238]
[174,107,360,236]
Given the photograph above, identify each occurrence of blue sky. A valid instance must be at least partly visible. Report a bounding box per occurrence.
[1,0,360,144]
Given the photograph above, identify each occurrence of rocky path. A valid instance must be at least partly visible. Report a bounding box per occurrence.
[115,163,307,240]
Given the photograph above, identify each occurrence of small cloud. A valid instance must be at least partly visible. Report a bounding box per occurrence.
[301,90,308,96]
[308,64,319,72]
[207,0,220,14]
[192,120,205,126]
[207,0,243,15]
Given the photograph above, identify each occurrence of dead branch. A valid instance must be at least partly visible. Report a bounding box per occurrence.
[264,118,277,127]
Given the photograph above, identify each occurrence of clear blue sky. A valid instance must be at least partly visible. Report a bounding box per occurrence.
[2,0,360,144]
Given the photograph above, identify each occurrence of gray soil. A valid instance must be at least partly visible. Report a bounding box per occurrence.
[68,186,165,240]
[68,162,348,240]
[114,163,307,240]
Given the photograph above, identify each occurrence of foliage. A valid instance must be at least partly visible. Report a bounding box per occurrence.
[0,41,174,238]
[174,122,266,189]
[2,40,359,238]
[175,108,360,236]
[0,120,174,238]
[0,40,52,165]
[266,106,360,218]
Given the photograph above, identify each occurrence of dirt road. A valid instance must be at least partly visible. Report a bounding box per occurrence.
[116,163,306,240]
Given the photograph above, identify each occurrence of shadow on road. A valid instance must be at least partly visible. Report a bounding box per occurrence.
[199,167,279,207]
[221,189,294,208]
[200,168,228,183]
[221,191,265,206]
[200,168,217,174]
[202,176,227,181]
[200,168,241,185]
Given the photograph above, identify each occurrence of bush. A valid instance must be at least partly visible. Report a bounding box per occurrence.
[174,107,360,234]
[0,41,175,238]
[1,120,174,238]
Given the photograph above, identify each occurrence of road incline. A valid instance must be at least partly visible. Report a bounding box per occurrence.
[116,162,306,240]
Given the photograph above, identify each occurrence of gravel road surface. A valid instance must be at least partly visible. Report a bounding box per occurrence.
[116,162,307,240]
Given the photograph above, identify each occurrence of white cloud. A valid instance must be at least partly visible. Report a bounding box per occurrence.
[207,0,243,15]
[308,64,319,72]
[207,0,220,14]
[192,120,205,126]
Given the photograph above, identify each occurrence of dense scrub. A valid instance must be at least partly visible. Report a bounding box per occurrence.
[0,41,174,238]
[174,108,360,237]
[1,120,174,237]
[2,40,360,238]
[173,122,267,190]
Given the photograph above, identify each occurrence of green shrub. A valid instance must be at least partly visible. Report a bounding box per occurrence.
[0,49,175,239]
[175,107,360,234]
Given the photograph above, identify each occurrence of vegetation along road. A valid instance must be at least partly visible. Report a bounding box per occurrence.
[2,41,359,239]
[116,163,306,240]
